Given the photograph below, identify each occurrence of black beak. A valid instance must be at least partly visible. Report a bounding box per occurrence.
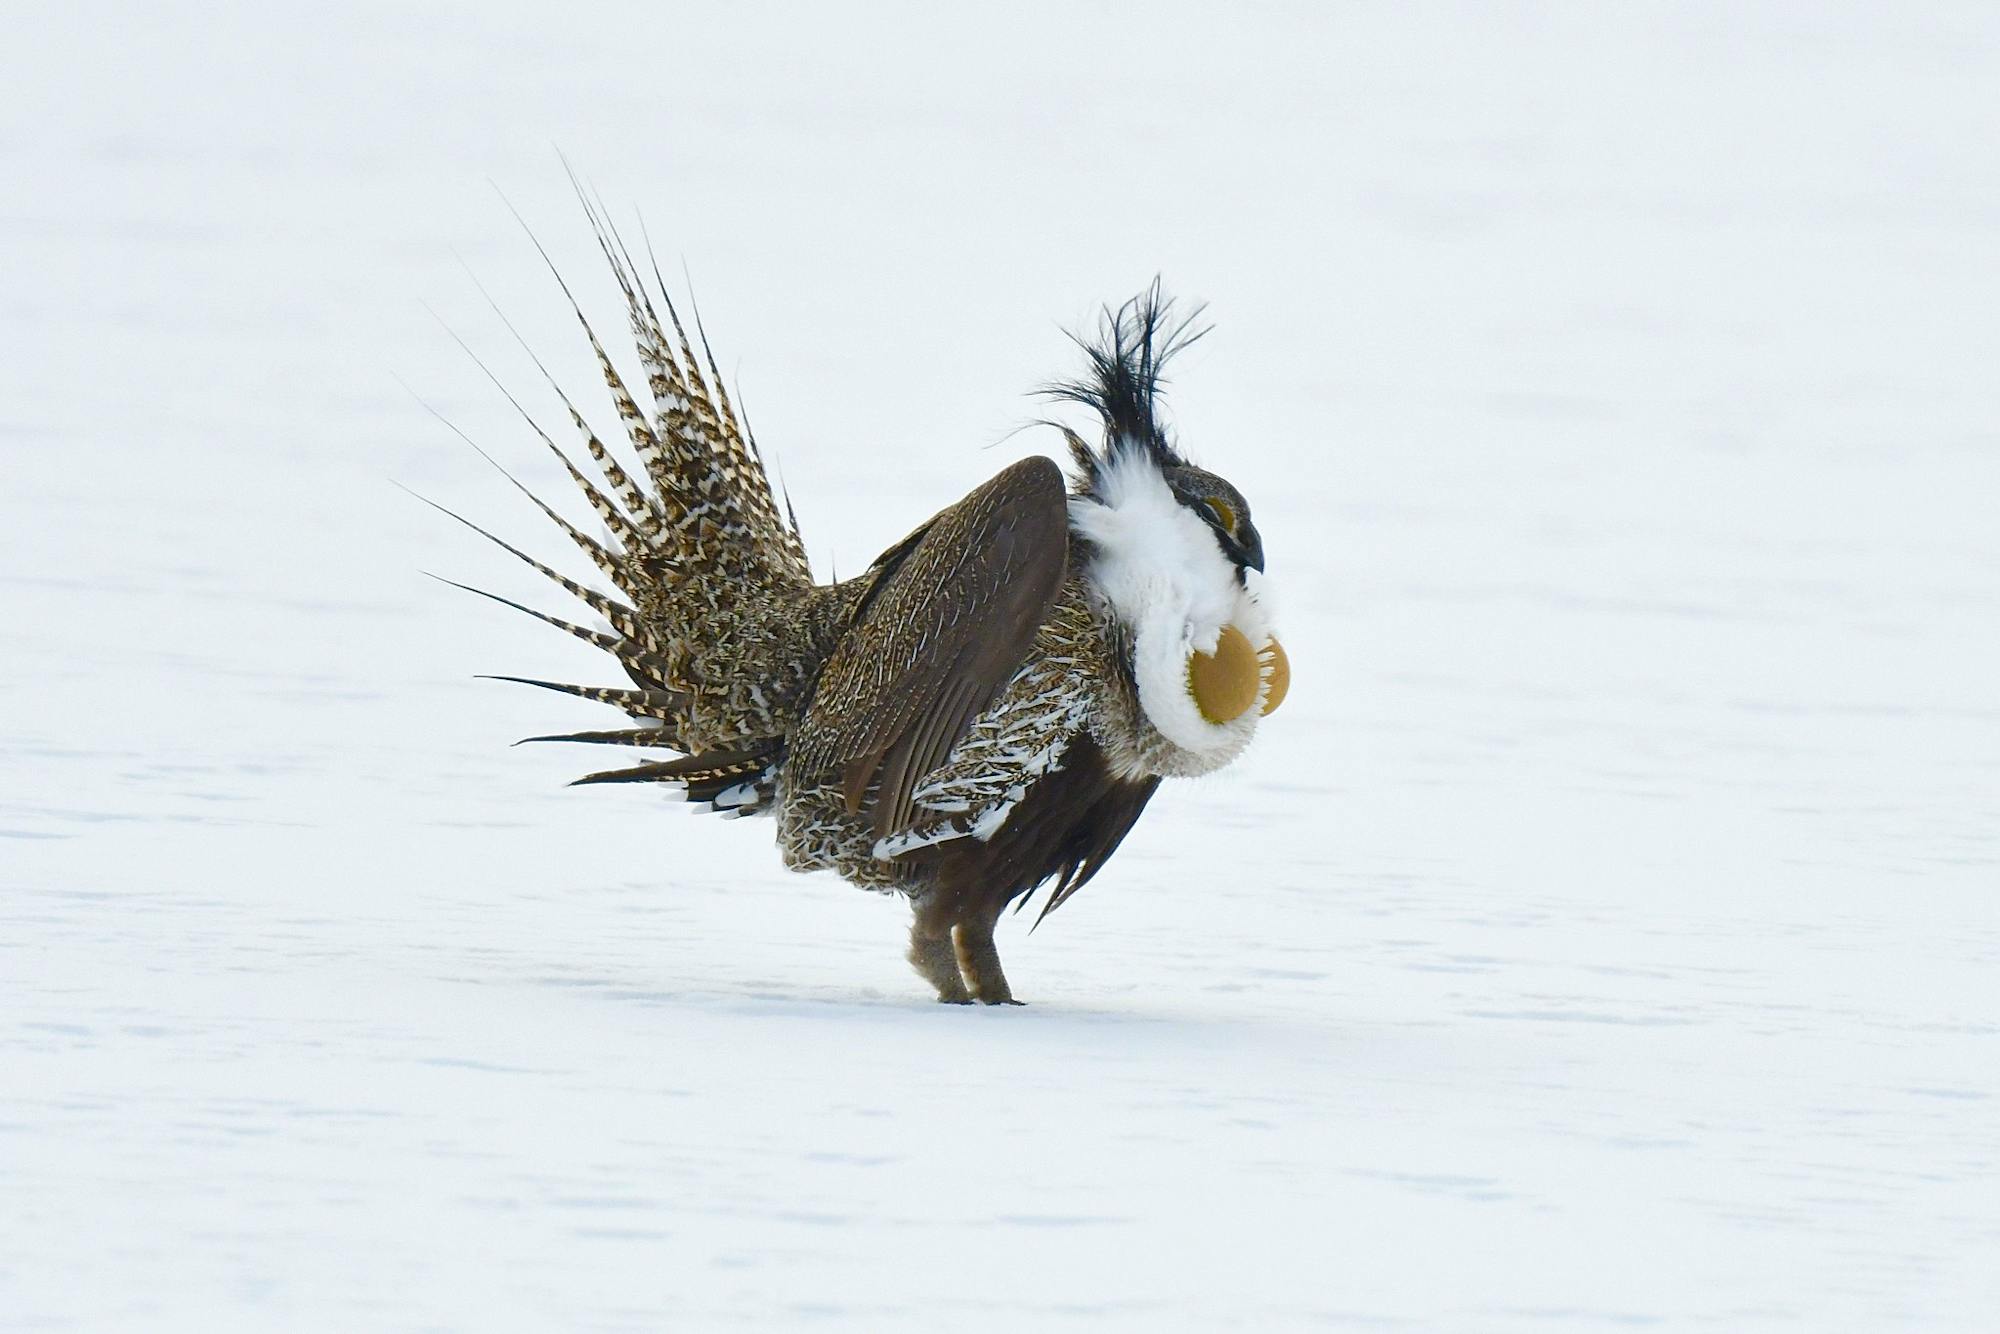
[1236,524,1265,574]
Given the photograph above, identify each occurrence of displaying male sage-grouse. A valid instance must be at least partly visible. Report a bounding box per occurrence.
[443,226,1288,1004]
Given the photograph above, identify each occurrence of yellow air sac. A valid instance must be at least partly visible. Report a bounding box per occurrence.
[1259,638,1290,716]
[1188,624,1262,724]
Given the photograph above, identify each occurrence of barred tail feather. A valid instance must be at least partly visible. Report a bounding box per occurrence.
[568,741,781,821]
[460,438,637,598]
[571,185,811,584]
[405,488,651,647]
[477,675,686,722]
[429,284,667,567]
[427,576,680,693]
[516,727,684,747]
[437,188,831,804]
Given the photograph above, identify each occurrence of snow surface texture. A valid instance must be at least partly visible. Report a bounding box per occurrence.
[3,4,1997,1330]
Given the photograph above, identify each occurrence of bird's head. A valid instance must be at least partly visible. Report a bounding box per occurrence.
[1048,282,1289,770]
[1162,464,1264,577]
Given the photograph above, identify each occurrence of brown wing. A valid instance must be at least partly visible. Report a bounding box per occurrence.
[790,456,1071,837]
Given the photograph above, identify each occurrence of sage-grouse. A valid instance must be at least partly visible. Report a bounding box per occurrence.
[444,226,1288,1004]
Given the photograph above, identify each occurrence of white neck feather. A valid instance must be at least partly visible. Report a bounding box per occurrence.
[1068,446,1276,769]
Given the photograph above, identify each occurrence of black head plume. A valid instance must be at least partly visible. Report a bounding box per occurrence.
[1044,279,1209,492]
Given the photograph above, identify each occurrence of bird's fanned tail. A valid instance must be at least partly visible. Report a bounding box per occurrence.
[435,197,835,809]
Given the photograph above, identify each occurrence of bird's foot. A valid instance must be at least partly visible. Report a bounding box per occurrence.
[909,922,972,1003]
[953,922,1019,1005]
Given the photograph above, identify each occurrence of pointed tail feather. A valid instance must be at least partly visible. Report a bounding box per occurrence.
[427,575,679,692]
[572,184,811,584]
[515,727,684,748]
[433,186,836,794]
[570,742,780,815]
[477,674,686,723]
[403,486,651,648]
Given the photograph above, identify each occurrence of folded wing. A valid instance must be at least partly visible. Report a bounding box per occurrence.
[788,456,1071,839]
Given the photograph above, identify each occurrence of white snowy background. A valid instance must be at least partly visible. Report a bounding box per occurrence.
[4,3,1997,1329]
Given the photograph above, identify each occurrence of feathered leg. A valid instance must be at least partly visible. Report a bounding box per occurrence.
[950,906,1021,1006]
[907,911,971,1004]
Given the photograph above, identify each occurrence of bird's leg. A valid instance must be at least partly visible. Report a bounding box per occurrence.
[908,906,972,1004]
[951,909,1022,1006]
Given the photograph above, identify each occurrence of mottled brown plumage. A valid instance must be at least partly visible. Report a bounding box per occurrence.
[443,217,1282,1003]
[788,458,1071,838]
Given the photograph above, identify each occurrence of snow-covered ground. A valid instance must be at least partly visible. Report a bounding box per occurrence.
[4,4,1997,1329]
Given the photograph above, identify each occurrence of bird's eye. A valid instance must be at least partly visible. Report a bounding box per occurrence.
[1202,497,1237,532]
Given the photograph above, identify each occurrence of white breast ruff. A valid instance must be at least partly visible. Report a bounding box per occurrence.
[1068,446,1277,769]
